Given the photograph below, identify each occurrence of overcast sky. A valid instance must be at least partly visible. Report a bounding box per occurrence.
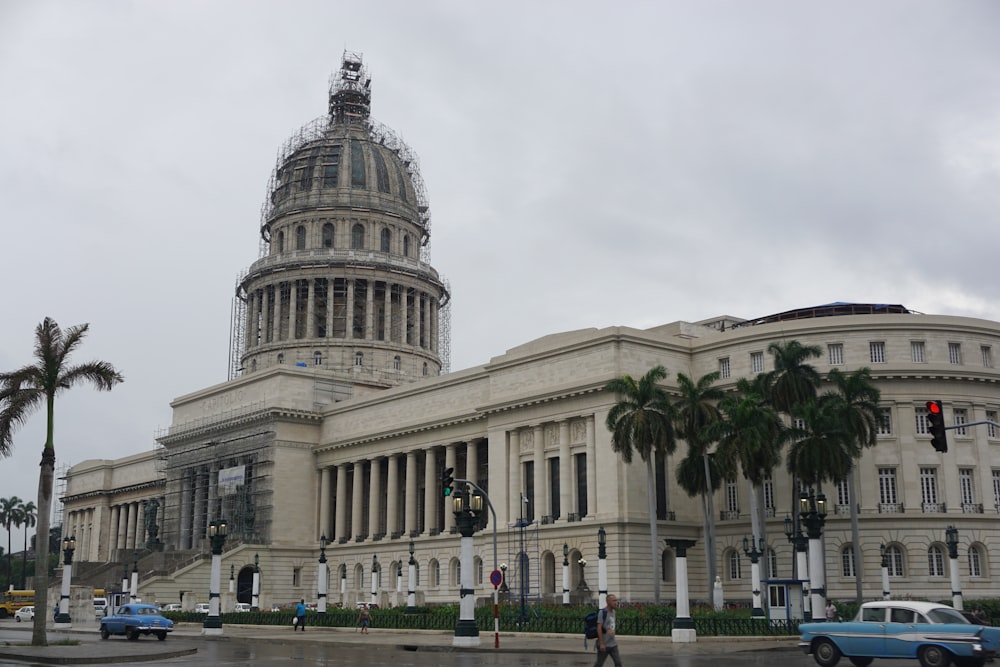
[1,1,999,549]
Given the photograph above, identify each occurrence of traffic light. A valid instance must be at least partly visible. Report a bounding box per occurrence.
[926,400,948,453]
[441,467,454,496]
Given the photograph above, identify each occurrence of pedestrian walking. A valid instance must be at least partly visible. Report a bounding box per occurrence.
[825,600,838,622]
[357,603,370,634]
[594,593,622,667]
[294,599,306,631]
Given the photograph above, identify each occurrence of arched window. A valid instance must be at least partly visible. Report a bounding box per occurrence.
[322,223,334,248]
[969,544,984,577]
[393,355,401,371]
[314,351,323,366]
[276,230,285,253]
[766,546,777,579]
[250,359,257,372]
[928,545,945,576]
[422,362,428,376]
[277,353,284,364]
[431,560,440,587]
[296,225,306,250]
[841,545,855,577]
[727,550,742,580]
[380,228,391,253]
[355,352,364,366]
[885,544,905,577]
[352,223,365,249]
[403,234,410,257]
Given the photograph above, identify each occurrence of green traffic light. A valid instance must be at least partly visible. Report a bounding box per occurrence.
[444,487,452,496]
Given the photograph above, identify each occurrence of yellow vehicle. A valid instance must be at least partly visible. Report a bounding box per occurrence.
[0,590,35,619]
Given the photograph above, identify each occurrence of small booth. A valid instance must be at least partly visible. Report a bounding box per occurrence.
[762,578,806,621]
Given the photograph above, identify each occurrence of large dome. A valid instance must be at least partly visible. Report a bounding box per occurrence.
[232,52,450,389]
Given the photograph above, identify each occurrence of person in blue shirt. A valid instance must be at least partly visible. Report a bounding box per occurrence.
[295,599,306,631]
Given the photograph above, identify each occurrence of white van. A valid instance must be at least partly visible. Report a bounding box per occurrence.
[93,597,108,619]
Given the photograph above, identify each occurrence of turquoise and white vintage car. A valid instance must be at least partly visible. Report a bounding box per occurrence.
[99,603,173,641]
[800,601,1000,667]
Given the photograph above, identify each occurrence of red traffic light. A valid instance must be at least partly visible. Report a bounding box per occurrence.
[926,401,942,415]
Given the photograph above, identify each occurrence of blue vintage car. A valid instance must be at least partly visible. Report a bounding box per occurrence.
[800,600,1000,667]
[99,603,174,641]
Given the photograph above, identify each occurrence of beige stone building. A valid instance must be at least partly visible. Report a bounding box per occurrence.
[61,55,1000,612]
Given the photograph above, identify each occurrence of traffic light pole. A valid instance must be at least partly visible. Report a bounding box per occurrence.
[452,477,499,648]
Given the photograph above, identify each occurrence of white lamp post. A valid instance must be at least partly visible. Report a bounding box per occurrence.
[318,535,329,616]
[452,489,482,647]
[202,518,227,635]
[55,535,76,626]
[561,544,570,606]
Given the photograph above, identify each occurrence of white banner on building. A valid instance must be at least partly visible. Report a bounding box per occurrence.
[218,465,245,496]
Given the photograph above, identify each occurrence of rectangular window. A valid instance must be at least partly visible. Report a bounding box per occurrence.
[960,469,976,505]
[523,461,534,522]
[763,475,774,514]
[828,343,844,366]
[575,453,588,518]
[929,548,945,577]
[877,408,893,435]
[911,341,926,363]
[751,351,765,374]
[983,346,993,368]
[719,357,731,379]
[841,548,855,577]
[293,567,301,587]
[949,342,962,365]
[987,411,998,439]
[969,548,983,577]
[870,341,886,364]
[915,406,929,435]
[920,467,939,510]
[549,458,560,520]
[994,470,1000,511]
[726,480,739,514]
[836,478,850,507]
[878,468,898,505]
[954,408,968,436]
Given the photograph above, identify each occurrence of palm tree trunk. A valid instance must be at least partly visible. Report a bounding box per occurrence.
[646,457,660,604]
[21,528,28,590]
[32,409,55,646]
[701,451,717,595]
[848,471,862,605]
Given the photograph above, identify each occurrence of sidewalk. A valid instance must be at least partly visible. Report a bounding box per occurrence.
[0,621,798,664]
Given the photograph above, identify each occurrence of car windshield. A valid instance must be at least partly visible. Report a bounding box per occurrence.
[928,608,970,624]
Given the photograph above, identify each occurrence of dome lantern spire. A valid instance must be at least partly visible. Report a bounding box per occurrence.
[329,50,371,125]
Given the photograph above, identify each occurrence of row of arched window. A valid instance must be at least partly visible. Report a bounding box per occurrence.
[252,352,431,376]
[273,221,414,257]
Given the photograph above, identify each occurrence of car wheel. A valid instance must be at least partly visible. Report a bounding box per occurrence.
[814,638,843,667]
[100,626,110,640]
[919,645,952,667]
[850,658,873,667]
[126,627,140,641]
[156,631,167,641]
[14,616,21,622]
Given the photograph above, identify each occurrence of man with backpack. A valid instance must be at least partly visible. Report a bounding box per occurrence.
[594,594,622,667]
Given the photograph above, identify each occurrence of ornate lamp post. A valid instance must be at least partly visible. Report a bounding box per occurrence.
[742,536,766,618]
[130,555,139,603]
[229,564,235,595]
[407,539,417,612]
[55,535,76,626]
[318,535,329,616]
[251,553,261,612]
[597,526,608,609]
[202,519,228,635]
[562,544,570,606]
[879,544,891,600]
[451,488,483,647]
[370,554,379,607]
[799,491,827,618]
[784,512,811,620]
[945,525,963,611]
[665,538,697,643]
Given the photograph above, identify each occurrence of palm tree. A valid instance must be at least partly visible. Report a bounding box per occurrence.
[766,340,822,415]
[672,371,724,595]
[0,496,22,590]
[604,364,676,604]
[826,367,882,605]
[0,317,123,645]
[18,500,37,590]
[714,376,785,566]
[784,394,857,488]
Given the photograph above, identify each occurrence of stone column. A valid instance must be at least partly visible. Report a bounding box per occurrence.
[558,420,570,521]
[335,464,348,542]
[386,454,400,537]
[287,280,298,340]
[382,282,392,343]
[369,457,382,538]
[319,466,332,539]
[403,287,411,345]
[352,461,365,541]
[404,451,418,535]
[346,280,355,339]
[533,425,545,521]
[586,416,597,519]
[365,279,375,340]
[424,448,437,534]
[262,286,273,344]
[667,538,697,643]
[508,430,521,521]
[109,504,121,557]
[306,278,316,339]
[466,440,479,488]
[125,502,137,551]
[180,472,193,549]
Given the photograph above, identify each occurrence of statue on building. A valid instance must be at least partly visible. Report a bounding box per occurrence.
[144,498,160,547]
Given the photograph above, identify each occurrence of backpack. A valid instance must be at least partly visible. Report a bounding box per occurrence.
[584,608,607,649]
